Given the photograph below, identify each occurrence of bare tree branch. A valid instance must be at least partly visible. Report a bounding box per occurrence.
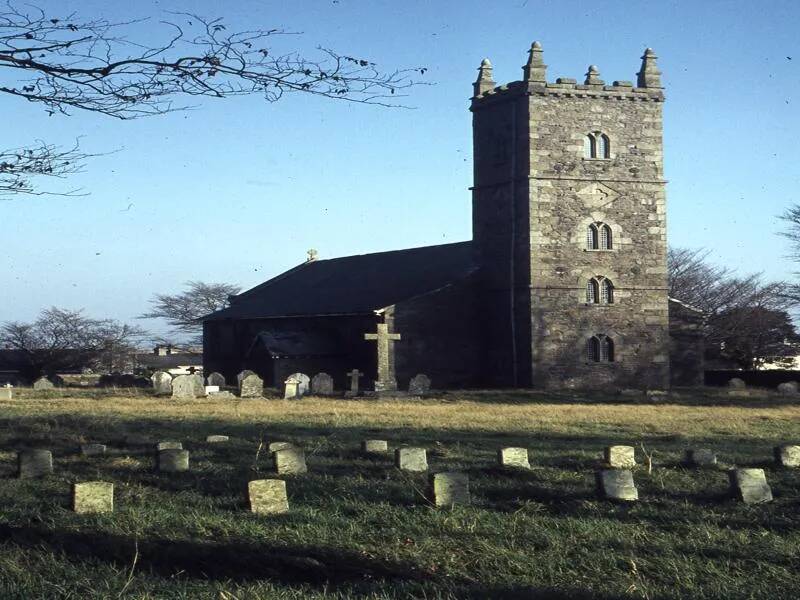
[0,138,94,197]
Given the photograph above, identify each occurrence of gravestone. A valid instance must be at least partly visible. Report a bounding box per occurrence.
[206,372,226,387]
[248,479,290,514]
[596,469,638,501]
[72,481,114,514]
[33,377,55,391]
[17,449,53,478]
[239,372,263,398]
[345,369,364,397]
[777,381,798,395]
[684,448,717,467]
[774,444,800,467]
[156,441,183,451]
[80,443,107,456]
[151,371,173,395]
[408,374,432,396]
[498,447,531,469]
[727,377,746,389]
[362,439,389,454]
[157,449,189,472]
[429,472,470,507]
[205,385,220,395]
[209,390,237,399]
[206,435,229,443]
[284,377,301,399]
[190,373,206,397]
[395,447,428,472]
[171,374,198,399]
[287,373,310,396]
[311,372,334,396]
[269,441,295,453]
[604,445,636,468]
[1,384,12,400]
[237,370,256,384]
[729,468,772,503]
[364,324,401,393]
[273,447,307,475]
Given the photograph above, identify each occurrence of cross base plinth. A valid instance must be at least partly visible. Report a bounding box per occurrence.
[374,379,398,392]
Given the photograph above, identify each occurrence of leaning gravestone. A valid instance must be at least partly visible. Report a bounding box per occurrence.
[729,468,772,503]
[206,435,229,443]
[80,443,107,456]
[408,374,432,396]
[362,439,389,454]
[684,448,717,467]
[728,377,746,389]
[310,372,334,396]
[498,447,531,469]
[273,447,307,475]
[287,373,310,396]
[156,441,182,451]
[284,377,301,399]
[171,375,197,399]
[269,441,294,453]
[239,372,263,398]
[605,445,636,468]
[777,381,798,395]
[206,372,226,387]
[33,377,55,391]
[158,449,189,473]
[429,472,470,507]
[395,447,428,472]
[596,469,638,501]
[151,371,173,395]
[72,482,114,514]
[248,479,290,514]
[17,449,53,478]
[774,444,800,468]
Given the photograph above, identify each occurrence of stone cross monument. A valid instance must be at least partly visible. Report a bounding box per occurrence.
[364,323,401,392]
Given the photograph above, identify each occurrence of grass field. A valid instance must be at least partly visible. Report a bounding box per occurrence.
[1,389,799,599]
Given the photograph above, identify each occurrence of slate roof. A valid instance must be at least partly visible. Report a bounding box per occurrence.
[206,241,475,320]
[133,353,203,369]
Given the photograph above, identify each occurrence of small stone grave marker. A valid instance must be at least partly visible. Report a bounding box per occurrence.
[206,435,229,443]
[429,472,470,507]
[248,479,290,514]
[604,445,636,468]
[287,373,310,395]
[408,374,432,395]
[345,369,363,397]
[190,373,205,397]
[596,469,638,501]
[729,468,772,503]
[684,448,717,467]
[80,443,107,456]
[17,449,53,478]
[362,439,389,454]
[156,441,183,451]
[237,369,256,384]
[395,447,428,472]
[1,384,12,400]
[205,385,220,394]
[171,375,197,399]
[284,376,301,399]
[727,377,746,389]
[33,377,55,391]
[239,372,264,398]
[774,444,800,468]
[206,372,226,387]
[777,381,798,395]
[269,441,295,453]
[310,372,334,396]
[498,447,530,469]
[158,449,189,472]
[273,447,307,475]
[151,371,172,395]
[72,481,114,514]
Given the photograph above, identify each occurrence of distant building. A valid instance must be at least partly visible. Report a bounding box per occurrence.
[133,345,203,376]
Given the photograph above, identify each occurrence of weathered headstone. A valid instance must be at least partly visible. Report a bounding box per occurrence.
[774,444,800,468]
[287,373,310,396]
[364,324,401,392]
[777,381,798,395]
[239,372,264,398]
[269,441,295,453]
[395,447,428,472]
[727,377,746,389]
[190,373,206,397]
[33,377,55,391]
[157,449,189,472]
[684,448,717,467]
[151,371,173,395]
[80,443,107,456]
[596,469,638,501]
[273,447,307,475]
[171,374,198,399]
[311,372,334,396]
[156,441,183,451]
[429,472,470,507]
[237,370,256,384]
[345,369,364,397]
[408,374,432,396]
[729,468,772,503]
[284,376,301,399]
[1,383,13,400]
[206,435,229,443]
[248,479,290,514]
[72,481,114,514]
[17,449,53,478]
[362,439,389,454]
[498,447,531,469]
[604,445,636,468]
[206,372,226,387]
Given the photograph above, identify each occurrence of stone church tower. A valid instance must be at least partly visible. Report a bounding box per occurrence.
[471,44,670,389]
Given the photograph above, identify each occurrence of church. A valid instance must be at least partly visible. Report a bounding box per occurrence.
[203,43,704,391]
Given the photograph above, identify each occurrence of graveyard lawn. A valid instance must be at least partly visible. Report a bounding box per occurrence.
[1,391,800,599]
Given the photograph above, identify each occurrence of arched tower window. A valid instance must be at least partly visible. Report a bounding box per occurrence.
[586,279,599,303]
[586,277,614,304]
[587,334,615,362]
[584,135,596,159]
[598,134,610,158]
[586,224,599,250]
[583,132,610,159]
[599,224,613,250]
[600,278,614,304]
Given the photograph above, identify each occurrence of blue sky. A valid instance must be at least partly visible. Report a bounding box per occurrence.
[2,0,799,335]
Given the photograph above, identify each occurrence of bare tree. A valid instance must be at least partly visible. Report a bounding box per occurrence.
[140,281,240,341]
[0,4,422,195]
